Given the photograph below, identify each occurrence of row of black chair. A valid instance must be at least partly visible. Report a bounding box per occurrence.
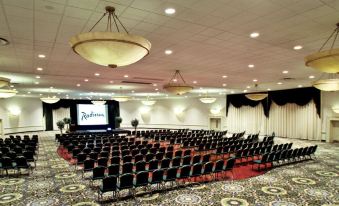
[96,158,236,201]
[253,145,317,171]
[0,156,33,176]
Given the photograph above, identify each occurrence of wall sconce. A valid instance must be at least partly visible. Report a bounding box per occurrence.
[8,107,21,116]
[139,106,151,114]
[210,107,221,115]
[174,107,185,115]
[332,106,339,114]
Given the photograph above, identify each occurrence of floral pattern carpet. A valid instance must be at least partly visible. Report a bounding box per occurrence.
[0,132,338,206]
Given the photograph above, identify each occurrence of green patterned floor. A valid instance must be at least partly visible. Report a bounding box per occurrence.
[0,132,338,206]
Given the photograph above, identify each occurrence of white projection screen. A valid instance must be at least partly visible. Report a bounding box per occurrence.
[77,104,109,125]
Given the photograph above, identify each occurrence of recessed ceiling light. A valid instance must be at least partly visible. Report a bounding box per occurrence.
[131,90,135,93]
[0,37,10,46]
[165,50,173,55]
[37,67,43,71]
[230,91,234,94]
[282,70,289,74]
[250,32,260,38]
[277,82,283,85]
[309,75,315,79]
[50,86,54,89]
[222,75,227,78]
[246,86,251,89]
[222,83,227,87]
[155,88,159,91]
[10,85,14,88]
[124,74,129,78]
[153,83,157,86]
[173,79,177,82]
[253,79,258,82]
[35,75,40,79]
[76,84,81,87]
[39,94,42,96]
[293,45,303,50]
[57,92,60,94]
[27,91,31,94]
[109,80,114,83]
[94,73,100,76]
[298,85,303,88]
[165,8,176,15]
[267,88,271,91]
[193,81,197,84]
[35,82,39,85]
[243,90,248,92]
[38,54,46,58]
[84,79,89,82]
[248,64,255,68]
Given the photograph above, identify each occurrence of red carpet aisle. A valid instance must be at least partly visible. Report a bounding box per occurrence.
[0,133,338,205]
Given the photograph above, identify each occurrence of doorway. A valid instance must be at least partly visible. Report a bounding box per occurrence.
[210,117,221,131]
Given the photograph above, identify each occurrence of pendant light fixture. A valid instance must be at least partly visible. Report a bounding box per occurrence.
[305,22,339,73]
[112,87,130,102]
[312,73,339,91]
[69,6,151,68]
[40,88,60,104]
[244,84,268,101]
[0,77,17,98]
[199,91,216,104]
[91,100,106,105]
[163,70,193,95]
[141,96,156,106]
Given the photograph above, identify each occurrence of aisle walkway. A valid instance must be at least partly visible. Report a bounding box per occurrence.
[0,132,338,205]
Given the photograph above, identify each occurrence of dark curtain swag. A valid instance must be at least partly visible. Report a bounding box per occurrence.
[43,99,120,131]
[226,87,321,118]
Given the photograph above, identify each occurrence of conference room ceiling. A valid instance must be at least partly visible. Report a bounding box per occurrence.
[0,0,338,99]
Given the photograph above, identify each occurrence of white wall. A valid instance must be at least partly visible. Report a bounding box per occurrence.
[0,97,44,134]
[119,97,227,130]
[321,91,339,141]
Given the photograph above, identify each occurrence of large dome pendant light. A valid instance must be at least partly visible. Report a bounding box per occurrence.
[40,88,60,104]
[244,84,268,101]
[312,73,339,91]
[112,87,130,102]
[163,70,193,95]
[69,6,151,68]
[0,77,17,98]
[305,22,339,73]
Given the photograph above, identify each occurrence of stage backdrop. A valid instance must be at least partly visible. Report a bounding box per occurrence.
[43,99,120,131]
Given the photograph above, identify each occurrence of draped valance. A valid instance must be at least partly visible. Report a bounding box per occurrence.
[226,87,321,117]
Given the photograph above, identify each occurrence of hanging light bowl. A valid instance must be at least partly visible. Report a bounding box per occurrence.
[305,22,339,73]
[40,96,60,104]
[0,89,17,98]
[313,78,339,91]
[199,97,216,104]
[141,100,156,106]
[112,96,130,102]
[163,70,193,95]
[0,77,10,88]
[70,6,151,68]
[91,100,106,105]
[245,93,268,101]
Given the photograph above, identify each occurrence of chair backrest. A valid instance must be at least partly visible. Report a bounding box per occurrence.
[135,171,149,186]
[149,159,159,170]
[111,156,120,165]
[192,155,201,164]
[202,154,210,163]
[134,154,144,163]
[151,169,164,183]
[179,165,191,178]
[172,157,181,167]
[119,173,133,189]
[203,161,214,174]
[123,155,132,163]
[182,155,191,166]
[214,159,224,172]
[16,156,29,167]
[175,150,182,157]
[93,166,106,177]
[108,164,120,176]
[23,151,34,159]
[135,161,146,172]
[165,167,178,181]
[161,158,170,169]
[102,176,117,191]
[165,151,173,159]
[183,150,191,156]
[98,157,108,167]
[84,159,95,169]
[122,162,133,174]
[146,153,154,162]
[225,158,235,170]
[192,163,203,176]
[77,153,87,162]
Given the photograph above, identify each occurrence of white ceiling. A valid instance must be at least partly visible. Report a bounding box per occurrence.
[0,0,338,99]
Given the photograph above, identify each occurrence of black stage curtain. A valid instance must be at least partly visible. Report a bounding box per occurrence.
[43,99,120,131]
[226,87,320,118]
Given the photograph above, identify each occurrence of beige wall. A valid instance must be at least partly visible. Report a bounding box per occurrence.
[321,91,339,141]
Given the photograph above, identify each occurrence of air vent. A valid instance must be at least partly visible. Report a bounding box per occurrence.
[121,80,152,85]
[282,77,296,81]
[133,77,164,82]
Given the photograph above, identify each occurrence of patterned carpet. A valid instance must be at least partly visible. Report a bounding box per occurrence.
[0,132,338,206]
